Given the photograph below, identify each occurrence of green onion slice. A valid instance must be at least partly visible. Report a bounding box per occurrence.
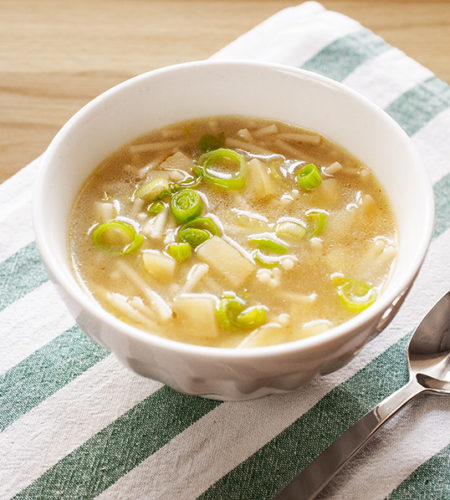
[275,220,306,242]
[167,242,192,262]
[248,234,288,254]
[135,178,171,202]
[253,250,280,268]
[217,294,267,330]
[92,221,144,255]
[193,165,204,179]
[217,296,245,330]
[199,132,225,153]
[198,148,248,190]
[180,216,221,236]
[178,228,210,247]
[234,305,267,329]
[333,277,377,312]
[170,189,203,224]
[148,201,165,216]
[296,163,322,191]
[306,211,327,237]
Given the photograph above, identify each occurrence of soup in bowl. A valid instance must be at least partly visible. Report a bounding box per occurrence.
[69,116,398,348]
[34,61,434,400]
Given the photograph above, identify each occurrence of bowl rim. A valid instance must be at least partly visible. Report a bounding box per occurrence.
[34,59,435,360]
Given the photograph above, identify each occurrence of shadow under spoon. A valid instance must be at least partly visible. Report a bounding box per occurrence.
[276,291,450,500]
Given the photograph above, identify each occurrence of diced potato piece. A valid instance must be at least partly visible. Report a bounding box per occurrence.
[136,154,166,178]
[142,250,176,280]
[167,170,185,182]
[247,158,276,199]
[172,294,218,338]
[196,236,255,288]
[94,202,116,223]
[328,208,358,243]
[142,208,168,240]
[237,128,253,141]
[316,178,340,206]
[160,151,195,172]
[238,323,289,348]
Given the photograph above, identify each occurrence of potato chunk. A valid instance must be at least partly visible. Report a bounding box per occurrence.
[142,208,168,240]
[316,178,340,206]
[160,152,195,172]
[142,250,176,280]
[247,158,276,199]
[197,236,255,288]
[238,323,289,348]
[172,294,218,338]
[94,201,116,223]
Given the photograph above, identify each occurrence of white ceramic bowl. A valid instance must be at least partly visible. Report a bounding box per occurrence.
[34,61,434,400]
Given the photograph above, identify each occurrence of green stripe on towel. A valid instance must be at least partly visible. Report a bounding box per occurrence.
[302,29,389,82]
[0,241,48,313]
[385,77,450,136]
[14,388,220,499]
[15,334,410,499]
[433,173,450,238]
[200,335,411,500]
[0,326,109,431]
[387,443,450,499]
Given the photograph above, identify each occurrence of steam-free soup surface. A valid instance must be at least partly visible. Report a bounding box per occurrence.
[69,116,397,348]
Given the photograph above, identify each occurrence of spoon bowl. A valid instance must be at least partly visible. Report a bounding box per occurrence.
[277,291,450,499]
[408,292,450,393]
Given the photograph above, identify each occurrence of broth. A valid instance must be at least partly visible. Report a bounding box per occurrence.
[68,116,398,348]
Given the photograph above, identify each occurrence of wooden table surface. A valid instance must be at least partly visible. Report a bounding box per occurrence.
[1,0,449,183]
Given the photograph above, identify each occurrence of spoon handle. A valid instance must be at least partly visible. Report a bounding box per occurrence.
[275,377,424,500]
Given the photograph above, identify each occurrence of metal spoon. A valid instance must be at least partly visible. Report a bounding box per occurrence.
[276,291,450,500]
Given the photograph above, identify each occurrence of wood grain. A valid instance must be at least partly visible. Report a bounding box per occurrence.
[1,0,449,182]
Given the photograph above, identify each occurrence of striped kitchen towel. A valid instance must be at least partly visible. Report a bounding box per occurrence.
[1,1,449,498]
